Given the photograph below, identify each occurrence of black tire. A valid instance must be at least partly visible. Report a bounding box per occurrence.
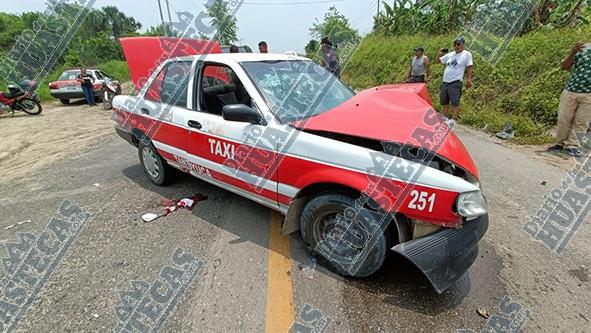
[19,98,42,115]
[300,193,389,278]
[138,140,175,186]
[60,99,70,105]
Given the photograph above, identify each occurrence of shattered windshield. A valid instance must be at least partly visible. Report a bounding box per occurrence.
[241,60,355,123]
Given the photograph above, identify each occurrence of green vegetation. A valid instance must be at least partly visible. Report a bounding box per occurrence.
[97,60,131,82]
[305,6,360,61]
[203,0,239,45]
[374,0,590,36]
[342,26,591,144]
[0,0,240,102]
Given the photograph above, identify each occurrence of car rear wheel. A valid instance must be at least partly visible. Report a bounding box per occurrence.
[138,140,174,186]
[300,193,389,278]
[60,99,70,105]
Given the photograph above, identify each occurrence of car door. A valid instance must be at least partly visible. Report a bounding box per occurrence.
[173,61,281,209]
[136,60,193,158]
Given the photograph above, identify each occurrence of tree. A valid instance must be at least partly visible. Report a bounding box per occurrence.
[204,0,239,45]
[101,6,142,39]
[145,24,177,37]
[304,40,319,59]
[0,13,25,50]
[309,6,360,48]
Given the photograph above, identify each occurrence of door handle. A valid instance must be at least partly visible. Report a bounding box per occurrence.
[187,120,202,130]
[140,108,150,115]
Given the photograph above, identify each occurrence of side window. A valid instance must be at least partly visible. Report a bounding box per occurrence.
[145,67,165,102]
[94,71,104,80]
[161,61,192,107]
[199,64,251,115]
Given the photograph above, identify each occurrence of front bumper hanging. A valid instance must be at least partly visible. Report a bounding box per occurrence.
[392,214,489,293]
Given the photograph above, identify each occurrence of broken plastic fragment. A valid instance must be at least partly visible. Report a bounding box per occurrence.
[141,213,159,222]
[178,198,195,208]
[477,306,490,319]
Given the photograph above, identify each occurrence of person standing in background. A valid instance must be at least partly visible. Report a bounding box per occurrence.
[407,47,430,83]
[258,41,268,53]
[547,42,591,157]
[436,37,473,121]
[229,45,239,53]
[320,36,341,78]
[77,67,95,106]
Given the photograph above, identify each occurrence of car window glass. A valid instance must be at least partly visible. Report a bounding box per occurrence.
[242,60,354,123]
[161,61,192,107]
[94,71,104,80]
[59,70,80,80]
[145,67,166,102]
[199,64,251,115]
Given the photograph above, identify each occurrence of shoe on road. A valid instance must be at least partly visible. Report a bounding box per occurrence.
[567,148,583,157]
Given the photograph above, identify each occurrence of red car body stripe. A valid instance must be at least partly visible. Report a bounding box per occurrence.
[115,108,463,227]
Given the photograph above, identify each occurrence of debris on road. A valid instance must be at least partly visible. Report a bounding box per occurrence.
[141,213,159,223]
[302,256,317,279]
[143,194,208,223]
[541,181,547,186]
[4,219,31,230]
[477,306,491,319]
[496,123,515,140]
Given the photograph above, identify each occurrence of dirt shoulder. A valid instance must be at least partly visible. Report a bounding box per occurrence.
[0,100,115,186]
[454,125,576,172]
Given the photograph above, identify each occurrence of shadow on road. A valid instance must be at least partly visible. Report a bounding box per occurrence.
[122,163,500,316]
[347,253,472,315]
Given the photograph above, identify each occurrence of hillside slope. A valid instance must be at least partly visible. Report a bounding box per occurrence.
[342,27,591,144]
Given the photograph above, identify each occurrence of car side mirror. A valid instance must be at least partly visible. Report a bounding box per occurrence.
[222,104,266,125]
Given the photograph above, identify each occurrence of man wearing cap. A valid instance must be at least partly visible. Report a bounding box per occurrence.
[407,47,430,83]
[436,37,473,120]
[321,37,341,78]
[547,42,591,157]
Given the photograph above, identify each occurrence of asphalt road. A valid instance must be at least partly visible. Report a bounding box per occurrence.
[0,121,589,332]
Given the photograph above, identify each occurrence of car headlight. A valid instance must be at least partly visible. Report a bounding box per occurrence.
[457,191,488,219]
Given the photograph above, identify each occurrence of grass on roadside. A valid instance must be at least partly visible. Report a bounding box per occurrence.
[342,27,591,144]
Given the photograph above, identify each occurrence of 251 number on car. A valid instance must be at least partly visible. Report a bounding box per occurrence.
[408,190,436,212]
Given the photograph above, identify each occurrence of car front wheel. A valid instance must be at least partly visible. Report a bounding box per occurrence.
[60,99,70,105]
[138,140,174,186]
[300,193,389,278]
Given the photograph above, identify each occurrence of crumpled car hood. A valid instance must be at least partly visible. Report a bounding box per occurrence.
[291,84,479,179]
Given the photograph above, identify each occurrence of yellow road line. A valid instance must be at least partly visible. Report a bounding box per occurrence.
[265,211,295,333]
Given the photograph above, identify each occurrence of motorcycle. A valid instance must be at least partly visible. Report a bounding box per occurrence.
[0,80,42,116]
[102,77,121,110]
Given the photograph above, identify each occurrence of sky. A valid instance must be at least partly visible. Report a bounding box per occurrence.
[4,0,377,53]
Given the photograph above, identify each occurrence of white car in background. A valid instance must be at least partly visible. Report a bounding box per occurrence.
[49,69,121,105]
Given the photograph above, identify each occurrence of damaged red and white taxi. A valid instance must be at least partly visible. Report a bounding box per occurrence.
[112,37,488,293]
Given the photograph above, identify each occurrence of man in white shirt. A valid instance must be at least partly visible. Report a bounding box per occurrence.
[436,37,473,120]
